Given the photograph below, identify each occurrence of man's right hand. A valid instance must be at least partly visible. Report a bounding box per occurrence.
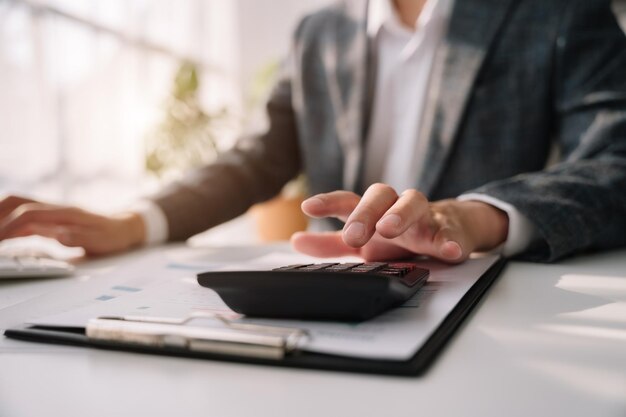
[291,184,509,263]
[0,195,146,256]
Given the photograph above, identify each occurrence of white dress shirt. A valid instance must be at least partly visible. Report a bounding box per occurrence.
[363,0,453,191]
[137,0,539,256]
[363,0,538,256]
[129,200,169,245]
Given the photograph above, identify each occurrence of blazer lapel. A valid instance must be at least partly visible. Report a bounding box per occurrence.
[416,0,515,196]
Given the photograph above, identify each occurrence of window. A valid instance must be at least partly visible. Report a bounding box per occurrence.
[0,0,325,212]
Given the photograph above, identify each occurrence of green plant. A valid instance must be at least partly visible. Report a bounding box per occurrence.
[145,62,228,180]
[245,59,280,114]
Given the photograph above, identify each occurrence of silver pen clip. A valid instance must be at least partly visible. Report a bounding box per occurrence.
[86,311,309,360]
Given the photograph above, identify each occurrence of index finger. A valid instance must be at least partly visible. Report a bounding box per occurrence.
[0,196,36,220]
[300,191,361,223]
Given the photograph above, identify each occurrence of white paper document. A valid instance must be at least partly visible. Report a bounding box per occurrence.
[29,253,500,361]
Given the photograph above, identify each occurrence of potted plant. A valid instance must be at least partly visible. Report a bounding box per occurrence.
[251,173,309,242]
[145,60,308,241]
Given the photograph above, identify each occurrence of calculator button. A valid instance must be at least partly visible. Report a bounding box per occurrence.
[385,267,410,275]
[378,270,403,276]
[362,262,387,268]
[351,263,387,273]
[272,264,312,271]
[298,263,339,271]
[324,263,363,271]
[388,263,417,270]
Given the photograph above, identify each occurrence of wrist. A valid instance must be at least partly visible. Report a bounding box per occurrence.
[113,212,147,249]
[460,200,509,251]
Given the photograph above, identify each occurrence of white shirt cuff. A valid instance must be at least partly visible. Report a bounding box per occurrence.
[128,200,169,246]
[457,193,540,257]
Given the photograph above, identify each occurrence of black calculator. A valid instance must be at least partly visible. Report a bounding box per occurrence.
[197,262,429,321]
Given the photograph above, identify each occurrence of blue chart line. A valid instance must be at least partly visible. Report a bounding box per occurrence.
[96,295,115,301]
[166,262,215,271]
[112,285,141,292]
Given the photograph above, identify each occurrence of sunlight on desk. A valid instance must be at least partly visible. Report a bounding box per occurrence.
[525,273,626,401]
[555,302,626,325]
[536,323,626,342]
[526,358,626,402]
[556,274,626,299]
[552,273,626,326]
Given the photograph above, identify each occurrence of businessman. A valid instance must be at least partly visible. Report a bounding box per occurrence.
[1,0,626,263]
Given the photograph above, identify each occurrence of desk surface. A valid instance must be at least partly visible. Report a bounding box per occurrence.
[1,244,625,417]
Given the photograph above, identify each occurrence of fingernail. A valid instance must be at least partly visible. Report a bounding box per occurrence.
[303,197,324,211]
[344,222,365,240]
[378,214,401,228]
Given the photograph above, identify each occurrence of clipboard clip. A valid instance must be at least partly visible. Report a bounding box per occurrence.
[86,312,310,360]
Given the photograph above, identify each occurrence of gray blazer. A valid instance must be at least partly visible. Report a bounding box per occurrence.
[152,0,626,262]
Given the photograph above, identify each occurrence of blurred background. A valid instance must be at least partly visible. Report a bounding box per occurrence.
[1,0,624,247]
[0,0,326,215]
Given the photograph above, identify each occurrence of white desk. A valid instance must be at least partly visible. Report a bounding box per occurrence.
[1,244,625,417]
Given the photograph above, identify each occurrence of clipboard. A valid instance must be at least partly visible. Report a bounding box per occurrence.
[4,258,506,377]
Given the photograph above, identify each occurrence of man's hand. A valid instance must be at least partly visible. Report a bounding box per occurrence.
[0,195,146,256]
[291,184,509,263]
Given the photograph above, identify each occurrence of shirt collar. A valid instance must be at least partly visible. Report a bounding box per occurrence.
[367,0,454,38]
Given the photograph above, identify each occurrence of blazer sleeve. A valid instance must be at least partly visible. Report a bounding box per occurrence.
[468,0,626,262]
[150,58,301,241]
